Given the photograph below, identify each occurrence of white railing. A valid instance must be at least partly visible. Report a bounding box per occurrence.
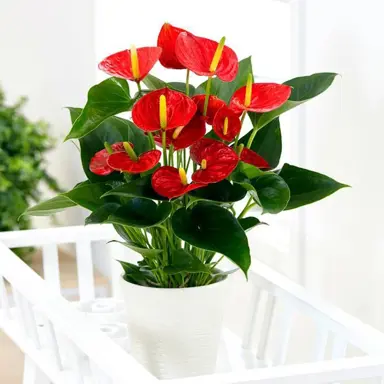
[1,225,384,383]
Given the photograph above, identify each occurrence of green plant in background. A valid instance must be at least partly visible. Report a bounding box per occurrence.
[0,86,61,261]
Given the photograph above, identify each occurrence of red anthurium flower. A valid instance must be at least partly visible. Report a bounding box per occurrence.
[108,149,161,174]
[152,166,206,199]
[190,138,239,184]
[175,33,238,82]
[239,147,270,169]
[89,142,125,176]
[157,23,192,69]
[192,95,226,125]
[212,107,241,142]
[153,114,206,150]
[132,88,197,132]
[230,82,292,114]
[98,46,162,82]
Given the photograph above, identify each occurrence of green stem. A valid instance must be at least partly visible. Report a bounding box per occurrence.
[162,130,168,166]
[203,76,213,116]
[147,132,156,149]
[185,69,190,96]
[169,144,174,166]
[210,255,224,271]
[234,112,247,149]
[246,124,259,149]
[137,81,142,94]
[238,196,256,219]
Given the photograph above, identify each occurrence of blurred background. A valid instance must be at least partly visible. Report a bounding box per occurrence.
[0,0,382,381]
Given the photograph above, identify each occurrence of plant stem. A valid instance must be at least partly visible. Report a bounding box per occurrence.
[162,130,168,165]
[234,112,247,149]
[246,124,259,149]
[147,132,155,149]
[169,144,174,166]
[137,81,142,94]
[238,196,256,219]
[210,255,224,271]
[185,69,190,96]
[203,76,213,116]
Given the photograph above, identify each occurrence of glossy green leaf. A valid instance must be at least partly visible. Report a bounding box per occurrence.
[188,180,247,203]
[119,260,150,286]
[197,57,253,103]
[142,74,167,90]
[279,163,349,210]
[22,195,76,217]
[85,203,120,225]
[62,182,111,211]
[171,203,251,275]
[111,240,163,259]
[238,118,282,169]
[251,174,290,214]
[107,198,172,228]
[113,224,132,242]
[163,249,210,275]
[168,82,196,96]
[238,217,265,232]
[67,108,150,182]
[102,175,167,201]
[65,77,134,140]
[251,73,338,130]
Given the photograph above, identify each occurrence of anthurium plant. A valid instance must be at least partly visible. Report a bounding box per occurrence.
[25,23,348,288]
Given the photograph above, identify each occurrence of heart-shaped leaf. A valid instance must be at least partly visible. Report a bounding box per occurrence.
[68,108,150,183]
[102,175,167,201]
[111,240,163,259]
[142,74,168,90]
[65,77,134,140]
[197,57,253,103]
[85,203,120,225]
[238,217,266,232]
[163,249,210,275]
[279,163,349,210]
[171,203,251,276]
[107,198,172,228]
[188,180,247,203]
[238,118,282,169]
[22,195,76,217]
[250,73,338,130]
[61,182,111,211]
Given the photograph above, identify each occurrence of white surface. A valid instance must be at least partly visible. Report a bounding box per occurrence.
[2,224,384,383]
[120,276,230,379]
[295,0,384,335]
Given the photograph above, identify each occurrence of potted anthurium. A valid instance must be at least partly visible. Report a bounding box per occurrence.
[25,23,348,379]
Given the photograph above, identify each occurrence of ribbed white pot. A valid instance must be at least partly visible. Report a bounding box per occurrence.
[120,276,229,379]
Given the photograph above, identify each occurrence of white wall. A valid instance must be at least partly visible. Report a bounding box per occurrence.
[0,0,96,227]
[299,0,384,330]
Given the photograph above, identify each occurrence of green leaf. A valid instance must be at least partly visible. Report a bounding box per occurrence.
[85,203,120,225]
[113,224,132,242]
[118,260,150,286]
[107,198,172,228]
[22,195,76,217]
[188,180,247,203]
[67,109,150,183]
[171,203,251,275]
[238,118,282,169]
[197,57,253,103]
[168,82,196,96]
[238,217,265,232]
[164,249,211,275]
[142,74,167,90]
[62,182,111,211]
[251,73,338,130]
[65,77,134,140]
[251,174,290,214]
[110,240,163,259]
[102,175,167,201]
[279,163,349,210]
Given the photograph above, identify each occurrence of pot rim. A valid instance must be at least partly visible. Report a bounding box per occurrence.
[120,272,229,291]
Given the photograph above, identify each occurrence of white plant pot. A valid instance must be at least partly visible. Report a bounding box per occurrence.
[120,276,230,379]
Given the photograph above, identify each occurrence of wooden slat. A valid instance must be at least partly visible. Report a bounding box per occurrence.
[0,275,10,318]
[332,334,347,359]
[257,294,277,361]
[242,285,262,349]
[44,319,63,370]
[42,243,61,293]
[313,325,328,362]
[20,296,40,348]
[75,240,95,301]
